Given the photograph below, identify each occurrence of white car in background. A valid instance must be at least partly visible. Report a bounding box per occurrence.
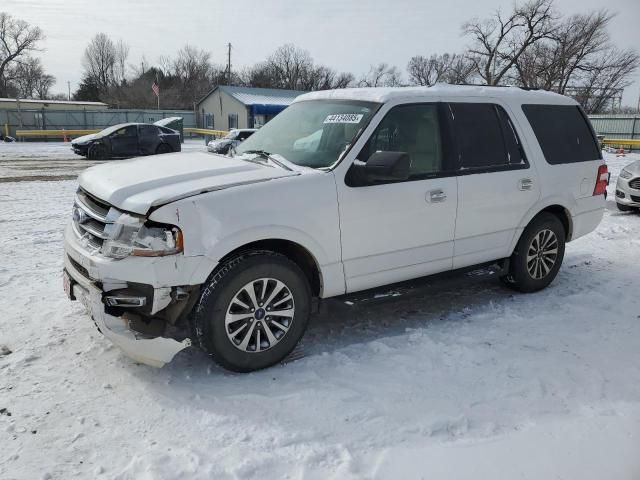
[615,160,640,212]
[63,85,606,372]
[207,128,257,154]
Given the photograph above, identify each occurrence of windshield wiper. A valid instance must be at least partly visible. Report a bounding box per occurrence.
[240,150,292,171]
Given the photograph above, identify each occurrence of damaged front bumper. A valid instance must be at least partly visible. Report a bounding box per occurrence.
[63,224,197,367]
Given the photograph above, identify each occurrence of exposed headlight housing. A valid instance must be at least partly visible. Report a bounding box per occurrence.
[102,213,183,259]
[619,168,632,180]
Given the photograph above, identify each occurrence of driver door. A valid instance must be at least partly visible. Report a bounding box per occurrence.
[335,103,458,293]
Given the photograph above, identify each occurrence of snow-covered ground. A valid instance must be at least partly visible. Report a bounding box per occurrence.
[0,138,207,181]
[1,147,639,479]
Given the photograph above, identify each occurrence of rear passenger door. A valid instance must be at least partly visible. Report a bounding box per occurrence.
[138,125,160,155]
[448,102,540,268]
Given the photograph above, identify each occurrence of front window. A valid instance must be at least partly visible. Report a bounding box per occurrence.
[235,100,379,169]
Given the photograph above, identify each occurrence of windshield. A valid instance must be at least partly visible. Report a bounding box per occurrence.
[235,100,379,168]
[223,130,238,140]
[99,123,132,137]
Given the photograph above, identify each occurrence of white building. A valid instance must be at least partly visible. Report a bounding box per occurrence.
[196,86,305,131]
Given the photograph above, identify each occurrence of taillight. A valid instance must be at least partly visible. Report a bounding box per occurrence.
[593,164,609,196]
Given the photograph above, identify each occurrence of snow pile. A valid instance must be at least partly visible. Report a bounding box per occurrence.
[0,152,639,479]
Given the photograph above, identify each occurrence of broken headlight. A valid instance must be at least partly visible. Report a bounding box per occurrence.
[102,213,183,259]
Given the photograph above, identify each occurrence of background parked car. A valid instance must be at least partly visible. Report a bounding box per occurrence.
[615,160,640,212]
[207,128,256,154]
[72,122,181,160]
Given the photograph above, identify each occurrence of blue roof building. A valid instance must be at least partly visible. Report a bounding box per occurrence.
[196,85,306,130]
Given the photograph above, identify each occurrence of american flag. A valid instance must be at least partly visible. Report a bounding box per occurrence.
[151,77,160,97]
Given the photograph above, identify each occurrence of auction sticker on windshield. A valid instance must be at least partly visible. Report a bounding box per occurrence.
[324,113,364,124]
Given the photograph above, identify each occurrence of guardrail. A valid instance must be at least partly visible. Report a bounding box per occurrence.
[184,128,228,137]
[16,129,100,138]
[602,138,640,147]
[184,127,229,144]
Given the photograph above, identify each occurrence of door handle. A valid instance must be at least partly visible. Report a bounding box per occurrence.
[519,178,533,191]
[428,189,447,203]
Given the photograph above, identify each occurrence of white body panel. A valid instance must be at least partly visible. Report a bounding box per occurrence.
[63,84,606,366]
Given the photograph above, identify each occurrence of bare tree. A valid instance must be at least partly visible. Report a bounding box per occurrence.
[510,9,639,112]
[358,63,402,87]
[408,53,464,86]
[463,0,556,85]
[268,44,314,90]
[239,44,353,91]
[0,12,44,96]
[83,33,118,92]
[113,39,129,86]
[513,11,612,91]
[10,56,54,98]
[444,55,477,84]
[573,48,639,113]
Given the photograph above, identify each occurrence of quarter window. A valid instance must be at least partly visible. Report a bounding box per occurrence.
[358,104,444,177]
[139,125,158,137]
[522,104,601,164]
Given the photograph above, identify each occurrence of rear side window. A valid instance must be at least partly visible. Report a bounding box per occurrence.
[449,103,526,170]
[139,125,158,137]
[522,105,601,164]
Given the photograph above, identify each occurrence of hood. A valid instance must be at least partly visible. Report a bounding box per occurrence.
[78,151,300,214]
[72,133,99,145]
[622,160,640,176]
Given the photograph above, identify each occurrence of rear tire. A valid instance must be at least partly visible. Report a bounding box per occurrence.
[156,143,172,154]
[191,251,311,372]
[501,213,566,293]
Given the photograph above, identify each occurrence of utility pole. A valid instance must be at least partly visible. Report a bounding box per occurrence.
[67,81,71,101]
[227,43,232,85]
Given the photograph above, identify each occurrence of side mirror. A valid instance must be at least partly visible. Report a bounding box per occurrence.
[347,151,411,186]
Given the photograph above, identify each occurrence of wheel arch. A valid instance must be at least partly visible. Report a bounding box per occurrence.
[217,239,324,298]
[509,202,574,256]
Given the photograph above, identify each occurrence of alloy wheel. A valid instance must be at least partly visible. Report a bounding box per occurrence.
[225,278,295,353]
[526,229,559,280]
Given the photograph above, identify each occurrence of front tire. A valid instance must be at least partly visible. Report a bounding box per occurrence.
[87,143,108,160]
[191,251,311,372]
[501,213,566,293]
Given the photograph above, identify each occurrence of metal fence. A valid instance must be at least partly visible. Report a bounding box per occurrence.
[589,114,640,150]
[1,108,196,138]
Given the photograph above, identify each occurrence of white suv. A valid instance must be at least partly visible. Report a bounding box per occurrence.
[63,85,607,371]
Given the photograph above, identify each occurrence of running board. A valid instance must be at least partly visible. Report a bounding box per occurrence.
[327,259,509,309]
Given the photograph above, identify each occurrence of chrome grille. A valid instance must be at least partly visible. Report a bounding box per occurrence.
[629,177,640,190]
[72,190,114,250]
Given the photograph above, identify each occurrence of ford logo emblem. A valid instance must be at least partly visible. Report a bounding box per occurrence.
[73,206,89,224]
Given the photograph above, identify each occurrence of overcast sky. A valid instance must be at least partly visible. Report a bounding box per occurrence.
[3,0,640,105]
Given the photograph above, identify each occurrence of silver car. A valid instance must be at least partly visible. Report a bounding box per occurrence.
[207,128,257,154]
[615,160,640,212]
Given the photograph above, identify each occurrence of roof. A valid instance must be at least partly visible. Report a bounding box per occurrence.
[198,86,305,107]
[0,97,108,106]
[294,84,575,105]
